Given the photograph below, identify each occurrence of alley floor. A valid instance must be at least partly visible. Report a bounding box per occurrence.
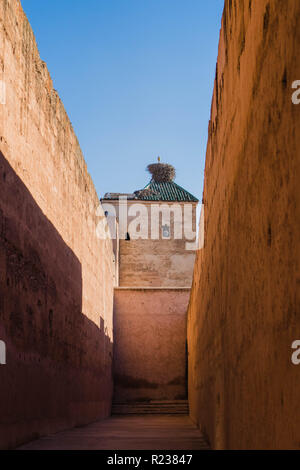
[19,415,209,450]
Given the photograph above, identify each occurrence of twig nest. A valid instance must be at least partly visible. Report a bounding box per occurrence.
[134,188,158,198]
[147,163,176,183]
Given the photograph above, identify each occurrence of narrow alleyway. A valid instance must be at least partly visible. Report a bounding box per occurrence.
[19,416,209,450]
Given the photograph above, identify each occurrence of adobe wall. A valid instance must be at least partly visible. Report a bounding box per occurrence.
[0,0,115,449]
[187,0,300,449]
[118,201,198,288]
[119,239,196,287]
[113,288,190,402]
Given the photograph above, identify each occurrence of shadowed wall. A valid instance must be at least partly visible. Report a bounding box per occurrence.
[187,0,300,450]
[0,0,114,449]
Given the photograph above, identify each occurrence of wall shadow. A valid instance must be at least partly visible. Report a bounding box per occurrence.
[0,151,113,450]
[113,289,188,403]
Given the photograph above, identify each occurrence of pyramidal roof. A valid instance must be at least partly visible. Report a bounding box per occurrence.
[135,180,198,202]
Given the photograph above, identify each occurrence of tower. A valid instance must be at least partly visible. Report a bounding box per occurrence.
[101,160,199,288]
[101,160,199,405]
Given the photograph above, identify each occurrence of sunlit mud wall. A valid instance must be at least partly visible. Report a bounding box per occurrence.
[187,0,300,450]
[114,288,190,402]
[106,200,198,288]
[0,0,115,449]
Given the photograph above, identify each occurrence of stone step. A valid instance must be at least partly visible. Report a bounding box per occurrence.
[112,409,190,415]
[112,400,189,415]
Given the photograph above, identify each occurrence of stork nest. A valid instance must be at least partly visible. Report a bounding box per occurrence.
[134,188,158,199]
[147,163,176,183]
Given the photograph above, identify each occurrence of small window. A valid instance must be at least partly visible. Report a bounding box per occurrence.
[162,224,170,239]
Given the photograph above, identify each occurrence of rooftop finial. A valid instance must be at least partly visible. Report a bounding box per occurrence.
[158,156,161,162]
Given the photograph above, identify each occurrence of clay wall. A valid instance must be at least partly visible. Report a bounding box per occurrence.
[0,0,115,449]
[187,0,300,449]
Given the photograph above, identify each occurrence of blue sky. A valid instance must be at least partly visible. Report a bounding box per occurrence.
[21,0,224,201]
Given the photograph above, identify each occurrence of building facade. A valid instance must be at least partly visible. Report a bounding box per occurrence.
[101,162,199,403]
[101,162,199,288]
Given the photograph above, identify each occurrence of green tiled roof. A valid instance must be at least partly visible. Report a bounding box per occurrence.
[135,180,199,202]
